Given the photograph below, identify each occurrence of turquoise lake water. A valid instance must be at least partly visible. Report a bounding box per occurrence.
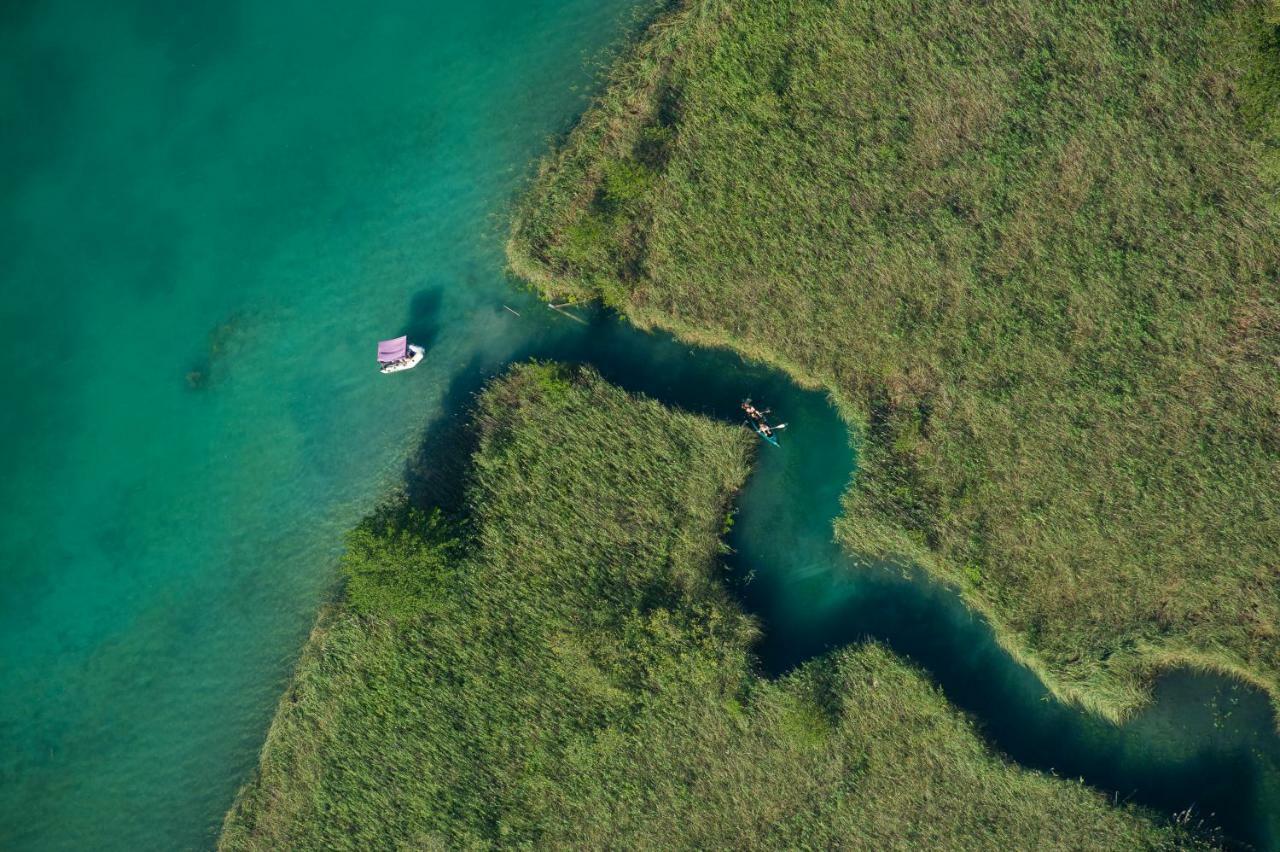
[0,1,648,847]
[1,1,1277,849]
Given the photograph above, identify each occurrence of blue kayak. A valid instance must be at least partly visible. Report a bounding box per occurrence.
[751,422,785,446]
[742,400,786,446]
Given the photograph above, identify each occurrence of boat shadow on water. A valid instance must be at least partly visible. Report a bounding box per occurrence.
[398,302,1279,850]
[403,287,445,356]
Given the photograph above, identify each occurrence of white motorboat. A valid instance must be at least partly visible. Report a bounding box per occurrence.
[377,336,425,374]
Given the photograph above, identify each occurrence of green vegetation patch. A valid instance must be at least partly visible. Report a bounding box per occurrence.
[508,0,1280,721]
[221,364,1201,849]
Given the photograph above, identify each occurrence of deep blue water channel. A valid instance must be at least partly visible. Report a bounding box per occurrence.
[0,1,1276,849]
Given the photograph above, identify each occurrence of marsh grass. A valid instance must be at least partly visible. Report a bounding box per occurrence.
[508,0,1280,723]
[220,365,1203,849]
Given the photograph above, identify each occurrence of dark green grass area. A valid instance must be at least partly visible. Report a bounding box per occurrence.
[508,0,1280,721]
[219,365,1201,849]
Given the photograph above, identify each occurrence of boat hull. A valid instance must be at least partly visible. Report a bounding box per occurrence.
[754,425,780,447]
[380,344,425,374]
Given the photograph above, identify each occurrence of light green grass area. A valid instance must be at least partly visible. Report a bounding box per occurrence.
[220,365,1200,849]
[508,0,1280,722]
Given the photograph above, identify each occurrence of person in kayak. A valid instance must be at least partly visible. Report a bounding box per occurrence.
[742,400,769,422]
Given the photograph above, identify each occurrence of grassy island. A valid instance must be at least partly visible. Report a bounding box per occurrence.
[220,365,1200,849]
[508,0,1280,722]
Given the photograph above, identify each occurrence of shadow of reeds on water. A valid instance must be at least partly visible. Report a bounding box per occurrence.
[402,302,1279,850]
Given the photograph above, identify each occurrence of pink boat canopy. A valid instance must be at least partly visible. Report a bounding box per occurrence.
[377,335,408,363]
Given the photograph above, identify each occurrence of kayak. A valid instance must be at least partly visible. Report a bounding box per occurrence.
[742,399,786,446]
[751,422,786,447]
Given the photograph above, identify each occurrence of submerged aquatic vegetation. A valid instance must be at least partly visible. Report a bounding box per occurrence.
[220,365,1205,849]
[509,0,1280,722]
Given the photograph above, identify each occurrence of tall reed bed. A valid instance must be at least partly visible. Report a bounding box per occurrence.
[509,0,1280,723]
[221,364,1202,849]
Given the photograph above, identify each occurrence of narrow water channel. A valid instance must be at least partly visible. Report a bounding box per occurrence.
[432,305,1280,851]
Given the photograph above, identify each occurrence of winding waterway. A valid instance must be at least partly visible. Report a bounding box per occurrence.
[0,1,1276,849]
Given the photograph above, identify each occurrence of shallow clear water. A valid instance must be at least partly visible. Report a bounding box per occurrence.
[0,1,647,847]
[0,2,1277,850]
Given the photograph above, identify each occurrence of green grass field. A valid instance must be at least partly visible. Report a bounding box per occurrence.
[220,365,1202,849]
[508,0,1280,722]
